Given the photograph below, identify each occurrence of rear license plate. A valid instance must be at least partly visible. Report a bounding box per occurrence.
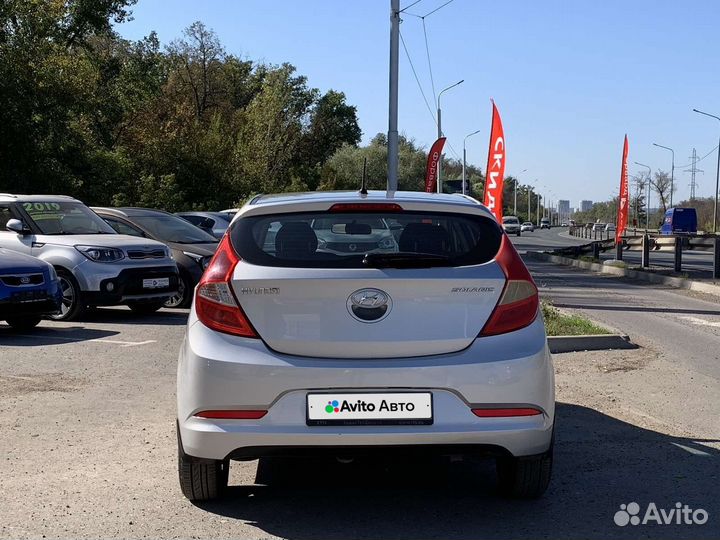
[142,277,169,289]
[307,392,433,426]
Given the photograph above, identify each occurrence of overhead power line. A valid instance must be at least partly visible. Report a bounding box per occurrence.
[399,30,436,126]
[673,144,719,169]
[403,0,456,18]
[400,0,424,13]
[422,0,456,18]
[399,0,462,162]
[422,19,437,107]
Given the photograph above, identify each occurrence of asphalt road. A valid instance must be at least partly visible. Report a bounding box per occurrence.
[1,262,719,538]
[513,228,718,279]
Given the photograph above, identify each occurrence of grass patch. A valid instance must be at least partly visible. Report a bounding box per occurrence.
[541,302,610,336]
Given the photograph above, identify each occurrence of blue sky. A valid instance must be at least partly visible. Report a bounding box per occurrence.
[117,0,720,208]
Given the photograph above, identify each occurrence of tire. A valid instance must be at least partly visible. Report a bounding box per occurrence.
[496,444,553,498]
[177,427,229,501]
[516,231,521,237]
[128,301,164,315]
[48,270,84,321]
[163,273,191,309]
[5,316,42,331]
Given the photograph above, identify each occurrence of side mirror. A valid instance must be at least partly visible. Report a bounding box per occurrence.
[6,219,30,235]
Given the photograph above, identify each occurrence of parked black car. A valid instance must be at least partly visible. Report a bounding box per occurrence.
[92,208,218,308]
[175,212,232,239]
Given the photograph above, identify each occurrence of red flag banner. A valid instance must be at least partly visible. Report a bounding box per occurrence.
[483,101,505,220]
[616,135,629,243]
[425,137,446,193]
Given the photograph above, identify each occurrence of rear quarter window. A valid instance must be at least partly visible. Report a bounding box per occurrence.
[231,210,502,268]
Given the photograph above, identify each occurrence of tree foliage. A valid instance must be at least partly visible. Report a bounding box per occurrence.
[650,169,675,215]
[0,10,363,210]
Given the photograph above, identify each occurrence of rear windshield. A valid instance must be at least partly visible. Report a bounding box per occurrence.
[231,211,502,268]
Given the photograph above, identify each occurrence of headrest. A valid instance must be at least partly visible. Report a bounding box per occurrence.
[398,222,451,255]
[275,222,318,258]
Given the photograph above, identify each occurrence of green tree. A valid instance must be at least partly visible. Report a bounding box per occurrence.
[321,134,429,192]
[234,63,317,195]
[650,169,675,214]
[0,0,136,196]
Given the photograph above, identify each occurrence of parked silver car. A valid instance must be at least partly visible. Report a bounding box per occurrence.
[177,191,554,501]
[501,215,521,236]
[0,195,178,320]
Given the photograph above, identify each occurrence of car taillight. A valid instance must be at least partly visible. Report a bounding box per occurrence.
[479,235,539,336]
[471,407,542,417]
[195,235,258,338]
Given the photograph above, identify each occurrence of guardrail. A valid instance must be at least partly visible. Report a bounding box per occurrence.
[564,227,720,278]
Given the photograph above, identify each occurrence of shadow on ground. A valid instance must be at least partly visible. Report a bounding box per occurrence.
[75,306,189,326]
[0,325,119,345]
[195,403,719,539]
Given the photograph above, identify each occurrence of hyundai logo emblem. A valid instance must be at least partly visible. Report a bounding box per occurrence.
[347,288,392,323]
[19,276,31,284]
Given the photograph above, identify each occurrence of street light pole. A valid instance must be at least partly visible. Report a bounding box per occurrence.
[527,186,532,223]
[692,108,720,233]
[514,169,527,216]
[653,143,675,208]
[387,0,400,191]
[462,129,481,196]
[635,162,651,229]
[436,80,464,193]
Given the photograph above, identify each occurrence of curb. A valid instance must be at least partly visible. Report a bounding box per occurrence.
[526,251,720,298]
[548,334,637,354]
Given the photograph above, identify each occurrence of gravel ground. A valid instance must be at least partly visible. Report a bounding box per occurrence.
[0,305,718,539]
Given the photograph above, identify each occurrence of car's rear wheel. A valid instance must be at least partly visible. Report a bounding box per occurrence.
[496,444,553,498]
[516,231,521,237]
[178,454,229,501]
[5,316,42,331]
[163,274,191,309]
[177,427,229,501]
[48,270,84,321]
[128,301,165,315]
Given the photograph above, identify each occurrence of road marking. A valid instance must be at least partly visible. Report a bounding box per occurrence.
[95,339,156,347]
[2,334,156,347]
[671,442,712,456]
[679,316,720,328]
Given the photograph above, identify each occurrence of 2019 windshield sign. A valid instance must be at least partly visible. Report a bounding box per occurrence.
[21,202,116,235]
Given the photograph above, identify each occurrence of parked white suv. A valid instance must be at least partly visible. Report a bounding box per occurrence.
[177,191,554,501]
[0,195,178,320]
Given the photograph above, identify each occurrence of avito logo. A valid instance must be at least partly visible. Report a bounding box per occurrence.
[324,399,416,414]
[614,502,709,527]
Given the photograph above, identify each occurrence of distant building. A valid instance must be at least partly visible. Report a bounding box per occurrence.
[558,200,570,222]
[580,200,593,212]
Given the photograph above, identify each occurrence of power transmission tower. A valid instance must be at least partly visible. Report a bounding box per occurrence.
[684,148,703,200]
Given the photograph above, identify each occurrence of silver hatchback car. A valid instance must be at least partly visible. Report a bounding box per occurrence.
[177,191,554,500]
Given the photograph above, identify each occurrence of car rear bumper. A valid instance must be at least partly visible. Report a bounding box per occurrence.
[177,316,554,461]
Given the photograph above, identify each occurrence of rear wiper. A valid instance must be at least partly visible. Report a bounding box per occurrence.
[363,252,451,269]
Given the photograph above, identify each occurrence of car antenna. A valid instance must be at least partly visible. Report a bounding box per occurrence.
[359,157,368,195]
